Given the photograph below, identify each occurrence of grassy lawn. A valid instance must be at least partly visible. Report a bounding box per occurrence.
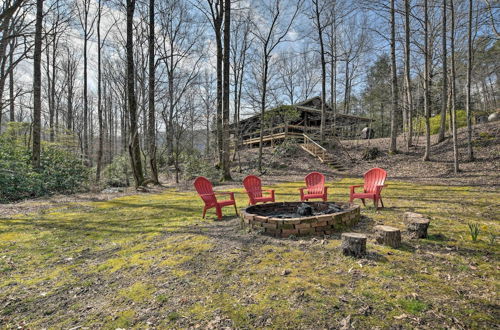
[0,179,498,328]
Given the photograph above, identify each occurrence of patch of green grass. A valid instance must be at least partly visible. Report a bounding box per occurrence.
[398,298,429,314]
[167,311,181,321]
[119,282,155,303]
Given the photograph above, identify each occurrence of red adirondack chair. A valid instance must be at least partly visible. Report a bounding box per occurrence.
[243,175,275,205]
[299,172,328,201]
[193,177,238,219]
[349,168,387,209]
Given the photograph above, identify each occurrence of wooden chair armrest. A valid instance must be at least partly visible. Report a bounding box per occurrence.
[215,191,235,199]
[350,185,362,193]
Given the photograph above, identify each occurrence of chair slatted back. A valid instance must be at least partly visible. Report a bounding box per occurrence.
[194,177,217,206]
[243,175,263,199]
[364,168,387,193]
[305,172,325,194]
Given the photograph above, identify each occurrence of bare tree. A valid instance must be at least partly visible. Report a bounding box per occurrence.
[75,0,97,163]
[96,0,103,182]
[126,0,145,187]
[230,8,252,164]
[465,0,474,161]
[251,0,302,173]
[423,0,431,161]
[404,0,413,149]
[389,0,398,153]
[450,0,459,173]
[437,0,448,143]
[147,0,159,184]
[221,0,231,180]
[311,0,329,143]
[32,0,43,168]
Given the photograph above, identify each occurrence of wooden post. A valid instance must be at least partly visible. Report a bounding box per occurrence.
[374,225,401,248]
[341,233,367,258]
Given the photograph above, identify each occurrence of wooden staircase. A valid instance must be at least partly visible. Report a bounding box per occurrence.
[300,134,346,171]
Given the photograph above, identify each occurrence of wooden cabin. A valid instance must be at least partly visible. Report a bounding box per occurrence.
[233,97,372,147]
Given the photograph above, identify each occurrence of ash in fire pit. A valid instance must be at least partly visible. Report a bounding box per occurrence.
[297,203,313,216]
[249,202,347,219]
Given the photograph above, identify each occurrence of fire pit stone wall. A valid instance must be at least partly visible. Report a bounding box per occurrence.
[241,202,360,238]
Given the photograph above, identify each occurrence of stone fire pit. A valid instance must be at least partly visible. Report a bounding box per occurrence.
[241,202,360,238]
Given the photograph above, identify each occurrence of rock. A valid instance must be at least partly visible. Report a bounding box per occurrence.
[488,112,499,122]
[341,233,367,258]
[281,269,291,276]
[374,225,401,248]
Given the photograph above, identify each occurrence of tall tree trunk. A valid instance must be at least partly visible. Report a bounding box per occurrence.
[67,50,73,131]
[127,0,144,187]
[221,0,232,180]
[83,9,89,164]
[465,0,474,161]
[50,28,58,141]
[258,57,269,173]
[9,43,14,122]
[148,0,159,184]
[314,0,326,143]
[330,5,337,130]
[46,41,54,141]
[32,0,43,168]
[389,0,398,153]
[216,2,223,167]
[343,60,349,114]
[96,0,103,182]
[438,0,448,143]
[423,0,431,161]
[450,0,459,173]
[404,0,413,149]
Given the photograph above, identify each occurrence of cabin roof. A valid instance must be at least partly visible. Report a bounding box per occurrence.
[234,96,371,128]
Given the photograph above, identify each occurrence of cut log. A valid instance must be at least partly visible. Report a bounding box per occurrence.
[374,225,401,248]
[341,233,367,258]
[407,218,430,239]
[403,212,426,224]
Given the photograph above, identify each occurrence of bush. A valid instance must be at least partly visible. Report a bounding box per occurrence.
[181,151,220,181]
[273,138,300,158]
[103,154,132,187]
[362,147,381,160]
[0,131,89,203]
[414,110,467,135]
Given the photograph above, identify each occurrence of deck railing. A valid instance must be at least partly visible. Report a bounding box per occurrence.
[302,133,329,162]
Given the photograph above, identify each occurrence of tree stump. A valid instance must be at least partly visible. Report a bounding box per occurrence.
[406,218,430,239]
[341,233,367,258]
[374,225,401,248]
[403,212,426,224]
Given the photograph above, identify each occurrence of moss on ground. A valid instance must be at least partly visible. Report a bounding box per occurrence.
[0,179,498,328]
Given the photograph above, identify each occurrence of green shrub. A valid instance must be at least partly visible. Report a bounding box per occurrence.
[103,154,132,187]
[414,110,467,135]
[181,151,220,181]
[273,138,299,158]
[0,130,89,203]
